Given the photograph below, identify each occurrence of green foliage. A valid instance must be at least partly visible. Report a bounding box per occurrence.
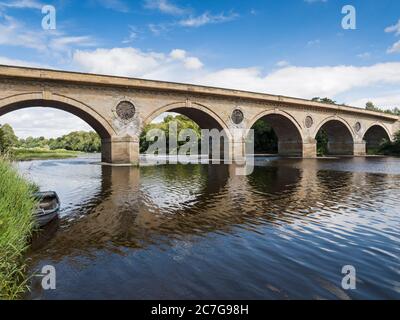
[312,97,337,104]
[365,101,380,112]
[365,101,400,116]
[0,157,38,299]
[0,124,18,153]
[0,126,4,153]
[378,130,400,156]
[252,119,278,154]
[316,129,329,156]
[12,148,80,161]
[18,131,101,153]
[140,114,201,154]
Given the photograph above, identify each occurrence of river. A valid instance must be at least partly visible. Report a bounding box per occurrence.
[17,155,400,299]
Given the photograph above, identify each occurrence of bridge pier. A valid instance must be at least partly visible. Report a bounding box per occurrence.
[302,141,317,158]
[353,141,367,156]
[102,136,139,165]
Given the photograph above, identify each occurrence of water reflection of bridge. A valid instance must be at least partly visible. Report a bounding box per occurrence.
[29,159,398,262]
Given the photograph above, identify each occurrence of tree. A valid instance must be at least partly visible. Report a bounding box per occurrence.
[15,129,101,153]
[312,97,337,104]
[378,130,400,156]
[140,114,201,154]
[365,101,380,112]
[0,124,18,152]
[365,101,400,116]
[252,119,278,154]
[316,130,329,156]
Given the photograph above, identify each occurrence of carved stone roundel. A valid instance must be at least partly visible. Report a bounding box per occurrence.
[354,122,361,132]
[305,116,314,128]
[231,109,244,125]
[116,101,135,121]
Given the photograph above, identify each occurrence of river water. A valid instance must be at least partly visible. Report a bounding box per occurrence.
[17,155,400,299]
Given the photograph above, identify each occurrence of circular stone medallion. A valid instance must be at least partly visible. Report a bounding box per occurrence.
[116,101,136,121]
[354,122,361,132]
[231,109,244,125]
[305,116,314,128]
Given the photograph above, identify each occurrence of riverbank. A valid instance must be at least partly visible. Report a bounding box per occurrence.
[0,158,38,299]
[12,148,81,161]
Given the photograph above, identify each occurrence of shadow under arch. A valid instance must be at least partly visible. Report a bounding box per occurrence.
[247,110,304,156]
[314,117,355,155]
[363,124,391,153]
[0,93,115,161]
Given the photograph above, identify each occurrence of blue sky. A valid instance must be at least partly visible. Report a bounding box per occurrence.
[1,0,400,137]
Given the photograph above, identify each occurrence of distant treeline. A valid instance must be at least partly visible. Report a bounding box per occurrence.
[0,124,101,153]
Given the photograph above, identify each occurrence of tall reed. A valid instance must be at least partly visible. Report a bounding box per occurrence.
[0,157,37,299]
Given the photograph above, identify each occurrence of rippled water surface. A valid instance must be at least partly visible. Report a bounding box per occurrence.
[17,155,400,299]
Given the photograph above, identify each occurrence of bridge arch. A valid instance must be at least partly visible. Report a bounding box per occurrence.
[143,101,232,138]
[0,92,115,138]
[314,117,355,155]
[0,92,116,162]
[363,123,391,153]
[247,109,304,156]
[143,101,233,157]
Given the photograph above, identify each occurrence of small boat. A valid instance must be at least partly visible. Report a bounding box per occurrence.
[34,191,60,227]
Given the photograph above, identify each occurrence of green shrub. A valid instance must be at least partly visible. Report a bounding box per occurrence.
[0,158,37,299]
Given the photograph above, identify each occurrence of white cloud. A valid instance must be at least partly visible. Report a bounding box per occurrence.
[94,0,129,12]
[357,52,371,59]
[387,40,400,54]
[72,48,164,76]
[72,47,203,78]
[0,13,46,50]
[350,93,400,109]
[169,48,186,60]
[0,12,96,55]
[0,108,93,138]
[276,60,290,68]
[179,12,238,27]
[203,63,400,99]
[307,39,321,47]
[71,46,400,104]
[144,0,187,16]
[122,26,139,44]
[168,49,203,69]
[385,20,400,35]
[385,19,400,54]
[0,55,46,67]
[184,57,203,70]
[49,36,96,52]
[0,0,43,9]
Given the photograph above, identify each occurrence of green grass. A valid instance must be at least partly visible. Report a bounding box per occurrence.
[0,157,38,299]
[12,148,81,161]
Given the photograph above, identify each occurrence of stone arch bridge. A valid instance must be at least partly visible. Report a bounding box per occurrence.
[0,65,398,165]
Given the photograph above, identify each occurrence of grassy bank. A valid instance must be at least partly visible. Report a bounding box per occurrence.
[12,148,81,161]
[0,158,38,299]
